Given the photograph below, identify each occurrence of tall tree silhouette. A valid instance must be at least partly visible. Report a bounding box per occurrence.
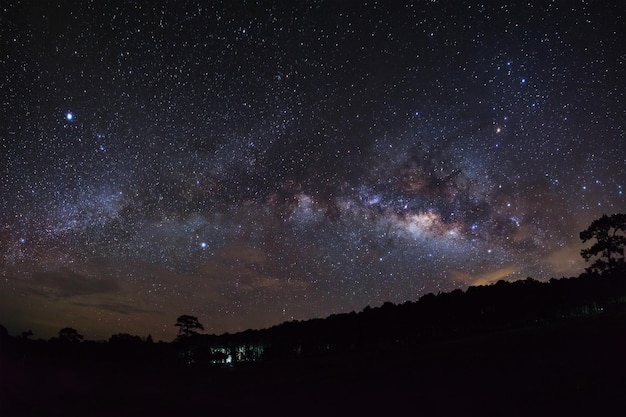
[58,327,84,343]
[174,315,205,338]
[20,330,33,340]
[580,213,626,274]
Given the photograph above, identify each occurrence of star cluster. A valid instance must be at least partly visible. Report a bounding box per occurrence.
[1,1,624,340]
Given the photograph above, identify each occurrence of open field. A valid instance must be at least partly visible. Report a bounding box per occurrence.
[2,312,624,416]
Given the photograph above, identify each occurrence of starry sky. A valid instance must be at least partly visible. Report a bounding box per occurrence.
[1,1,624,340]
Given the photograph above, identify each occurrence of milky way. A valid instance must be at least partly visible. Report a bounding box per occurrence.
[1,1,624,340]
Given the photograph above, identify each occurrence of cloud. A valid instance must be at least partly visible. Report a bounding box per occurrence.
[544,244,585,276]
[29,268,119,298]
[71,301,160,315]
[450,266,519,287]
[206,241,311,292]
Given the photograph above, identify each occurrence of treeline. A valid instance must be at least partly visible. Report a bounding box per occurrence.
[236,269,626,360]
[2,269,625,368]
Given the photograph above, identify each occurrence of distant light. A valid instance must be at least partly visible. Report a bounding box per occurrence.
[65,112,74,121]
[200,242,207,248]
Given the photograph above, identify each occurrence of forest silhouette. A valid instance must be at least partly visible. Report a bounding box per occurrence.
[1,214,625,416]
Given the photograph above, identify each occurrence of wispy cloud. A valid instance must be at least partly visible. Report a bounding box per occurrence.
[72,301,161,315]
[450,266,519,287]
[29,268,119,298]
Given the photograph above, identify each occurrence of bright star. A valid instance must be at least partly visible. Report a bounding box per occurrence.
[65,112,74,121]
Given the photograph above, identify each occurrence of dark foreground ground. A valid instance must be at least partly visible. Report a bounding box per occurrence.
[2,313,625,417]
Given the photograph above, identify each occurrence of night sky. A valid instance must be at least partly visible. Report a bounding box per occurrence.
[1,1,624,341]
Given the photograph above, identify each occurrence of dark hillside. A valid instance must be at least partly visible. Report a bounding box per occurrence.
[1,270,625,416]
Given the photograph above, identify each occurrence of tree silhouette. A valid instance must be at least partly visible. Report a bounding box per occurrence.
[109,333,142,345]
[580,213,626,274]
[58,327,84,343]
[174,315,205,338]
